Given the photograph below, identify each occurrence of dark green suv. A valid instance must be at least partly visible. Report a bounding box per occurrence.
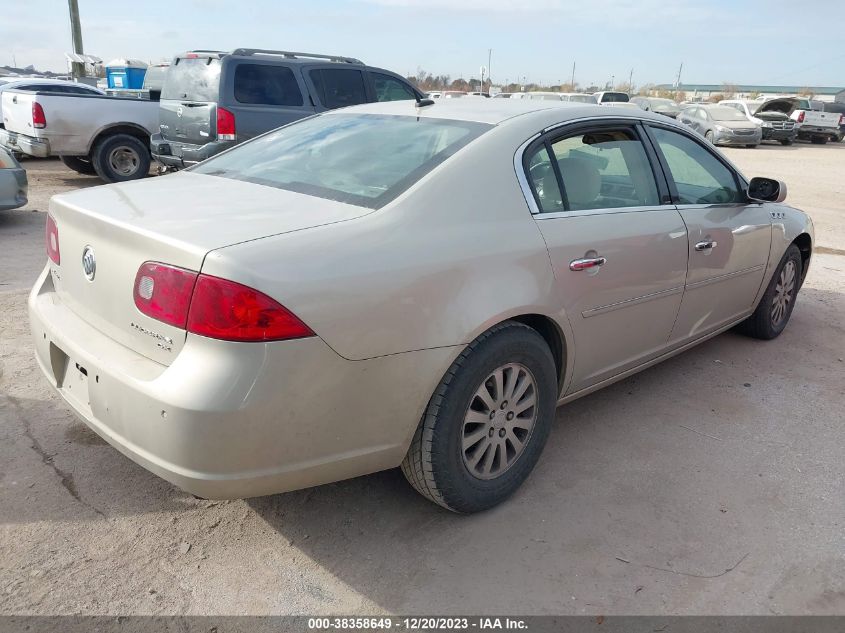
[151,48,422,169]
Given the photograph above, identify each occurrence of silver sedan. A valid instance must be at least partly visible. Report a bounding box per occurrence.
[678,104,763,147]
[29,100,813,512]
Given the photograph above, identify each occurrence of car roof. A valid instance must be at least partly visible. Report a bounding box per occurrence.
[331,98,675,126]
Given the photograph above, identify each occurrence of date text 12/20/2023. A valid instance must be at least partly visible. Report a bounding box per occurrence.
[307,617,529,630]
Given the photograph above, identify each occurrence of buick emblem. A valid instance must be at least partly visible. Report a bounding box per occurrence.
[82,246,96,282]
[176,106,183,118]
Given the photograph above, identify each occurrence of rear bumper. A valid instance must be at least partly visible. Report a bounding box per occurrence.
[28,266,451,498]
[796,126,838,139]
[0,129,50,157]
[150,133,233,168]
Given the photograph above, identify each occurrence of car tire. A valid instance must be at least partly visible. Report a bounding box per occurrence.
[810,136,827,145]
[91,134,151,183]
[746,144,757,149]
[739,244,802,340]
[704,130,715,144]
[59,155,97,175]
[401,321,558,513]
[780,139,794,146]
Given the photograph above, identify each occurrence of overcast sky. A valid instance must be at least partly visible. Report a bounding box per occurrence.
[3,0,844,87]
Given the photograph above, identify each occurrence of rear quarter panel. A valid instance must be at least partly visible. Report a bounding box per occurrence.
[219,60,317,141]
[200,121,562,362]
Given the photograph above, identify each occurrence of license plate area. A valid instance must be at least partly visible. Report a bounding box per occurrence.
[50,343,92,413]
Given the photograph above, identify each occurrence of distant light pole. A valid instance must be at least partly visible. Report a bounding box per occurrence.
[487,48,492,91]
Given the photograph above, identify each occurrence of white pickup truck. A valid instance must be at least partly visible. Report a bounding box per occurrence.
[0,89,158,182]
[753,95,842,144]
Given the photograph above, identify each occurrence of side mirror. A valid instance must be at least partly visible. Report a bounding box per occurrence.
[747,177,787,203]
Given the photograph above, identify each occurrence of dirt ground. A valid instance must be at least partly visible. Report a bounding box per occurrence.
[1,145,843,616]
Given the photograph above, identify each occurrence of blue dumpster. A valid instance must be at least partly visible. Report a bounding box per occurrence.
[105,59,148,90]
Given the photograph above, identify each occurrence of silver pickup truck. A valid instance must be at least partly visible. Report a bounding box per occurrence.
[0,89,158,182]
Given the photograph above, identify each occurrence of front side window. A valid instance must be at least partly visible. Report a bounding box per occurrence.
[310,69,368,109]
[650,127,742,205]
[372,73,416,102]
[527,128,660,212]
[234,64,303,106]
[193,113,490,209]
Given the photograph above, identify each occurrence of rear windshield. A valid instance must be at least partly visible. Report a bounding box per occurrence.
[600,92,629,103]
[568,94,597,103]
[193,113,490,209]
[161,57,221,102]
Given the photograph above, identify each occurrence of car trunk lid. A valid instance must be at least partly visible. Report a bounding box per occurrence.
[48,172,372,365]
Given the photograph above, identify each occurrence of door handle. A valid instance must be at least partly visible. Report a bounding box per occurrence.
[569,256,607,271]
[695,240,718,251]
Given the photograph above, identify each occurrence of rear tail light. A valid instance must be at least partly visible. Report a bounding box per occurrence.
[216,107,236,141]
[32,102,46,129]
[133,262,198,328]
[839,114,845,126]
[796,111,805,123]
[133,263,313,342]
[46,215,60,264]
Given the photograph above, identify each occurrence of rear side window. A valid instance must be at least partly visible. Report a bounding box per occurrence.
[650,127,742,204]
[193,113,490,209]
[162,57,221,102]
[527,129,659,212]
[234,64,303,106]
[310,69,367,109]
[371,73,416,102]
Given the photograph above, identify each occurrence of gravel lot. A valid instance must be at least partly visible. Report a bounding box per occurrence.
[1,145,843,616]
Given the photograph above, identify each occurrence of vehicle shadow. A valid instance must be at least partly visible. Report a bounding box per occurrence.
[241,284,844,613]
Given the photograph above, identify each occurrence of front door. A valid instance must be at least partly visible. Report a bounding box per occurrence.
[523,123,689,394]
[645,125,772,343]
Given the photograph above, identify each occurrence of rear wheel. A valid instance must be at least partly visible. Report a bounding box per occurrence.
[401,321,557,513]
[705,130,715,144]
[746,144,757,149]
[59,155,97,175]
[91,134,151,183]
[810,135,828,145]
[739,244,802,340]
[780,139,793,146]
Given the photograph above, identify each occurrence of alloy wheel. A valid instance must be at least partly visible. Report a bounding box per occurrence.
[461,363,538,480]
[771,260,796,327]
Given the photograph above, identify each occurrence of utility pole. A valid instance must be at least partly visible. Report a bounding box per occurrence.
[628,68,634,90]
[570,61,575,88]
[68,0,85,79]
[675,62,683,90]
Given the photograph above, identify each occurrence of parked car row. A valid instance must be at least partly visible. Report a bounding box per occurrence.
[0,48,422,183]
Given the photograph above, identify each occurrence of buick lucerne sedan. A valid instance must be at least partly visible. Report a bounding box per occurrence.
[30,100,813,513]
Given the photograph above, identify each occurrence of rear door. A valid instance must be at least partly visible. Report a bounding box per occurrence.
[523,121,688,393]
[644,124,772,343]
[159,55,222,146]
[305,66,369,112]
